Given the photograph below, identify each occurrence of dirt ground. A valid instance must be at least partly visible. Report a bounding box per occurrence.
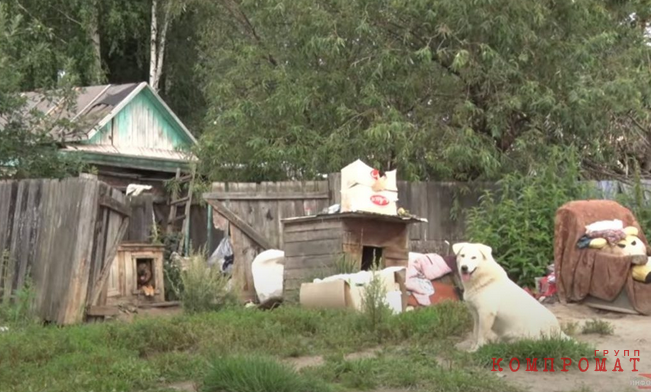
[488,303,649,392]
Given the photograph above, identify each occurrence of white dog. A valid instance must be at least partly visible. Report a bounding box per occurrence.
[453,242,568,352]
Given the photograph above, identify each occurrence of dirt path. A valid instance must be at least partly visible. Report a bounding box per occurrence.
[491,303,649,392]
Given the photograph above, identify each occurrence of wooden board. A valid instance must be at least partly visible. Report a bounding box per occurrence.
[0,176,129,325]
[583,291,640,315]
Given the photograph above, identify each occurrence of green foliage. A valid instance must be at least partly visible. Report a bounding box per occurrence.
[0,277,38,327]
[0,5,86,179]
[202,356,332,392]
[178,251,237,313]
[359,264,392,341]
[615,163,651,235]
[162,232,184,301]
[195,0,651,182]
[0,251,38,327]
[331,254,359,275]
[466,148,592,287]
[581,319,615,336]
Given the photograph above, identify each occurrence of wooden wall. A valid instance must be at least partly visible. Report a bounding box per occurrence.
[282,216,410,296]
[206,181,331,300]
[283,219,344,293]
[0,176,129,324]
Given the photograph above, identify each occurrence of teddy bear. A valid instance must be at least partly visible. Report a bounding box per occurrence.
[588,226,651,284]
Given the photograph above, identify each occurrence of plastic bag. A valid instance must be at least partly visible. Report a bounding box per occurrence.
[207,236,234,274]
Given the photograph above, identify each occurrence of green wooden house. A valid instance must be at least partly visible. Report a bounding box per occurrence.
[16,82,219,252]
[20,82,197,186]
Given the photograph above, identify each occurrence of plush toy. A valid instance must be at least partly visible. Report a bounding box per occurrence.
[588,226,651,284]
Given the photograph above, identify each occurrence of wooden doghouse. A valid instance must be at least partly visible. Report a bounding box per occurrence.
[104,243,165,305]
[282,212,426,297]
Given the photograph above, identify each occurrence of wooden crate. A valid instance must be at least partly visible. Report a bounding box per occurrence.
[282,212,425,297]
[104,243,165,305]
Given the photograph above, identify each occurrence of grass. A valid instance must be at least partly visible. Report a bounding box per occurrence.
[203,356,332,392]
[472,337,596,371]
[0,296,610,392]
[305,346,522,392]
[581,319,614,336]
[561,321,580,336]
[0,302,478,392]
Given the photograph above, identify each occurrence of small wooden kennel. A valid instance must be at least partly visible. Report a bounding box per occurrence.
[282,212,425,297]
[104,243,165,305]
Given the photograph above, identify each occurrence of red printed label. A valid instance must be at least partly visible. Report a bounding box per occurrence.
[370,169,380,180]
[370,194,389,206]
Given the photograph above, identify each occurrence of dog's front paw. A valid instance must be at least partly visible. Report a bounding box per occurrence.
[468,343,480,353]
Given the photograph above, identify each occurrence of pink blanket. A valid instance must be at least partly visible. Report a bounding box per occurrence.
[406,253,452,306]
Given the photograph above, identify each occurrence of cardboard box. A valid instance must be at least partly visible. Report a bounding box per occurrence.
[341,159,397,191]
[340,185,398,215]
[299,268,408,313]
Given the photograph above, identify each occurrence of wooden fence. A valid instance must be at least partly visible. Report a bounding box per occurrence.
[203,176,493,299]
[205,181,331,299]
[0,175,129,325]
[122,194,221,256]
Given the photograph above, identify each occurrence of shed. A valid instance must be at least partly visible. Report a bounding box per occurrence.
[282,212,426,297]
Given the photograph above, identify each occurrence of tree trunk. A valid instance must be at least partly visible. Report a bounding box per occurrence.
[149,0,159,90]
[90,12,102,83]
[154,4,171,92]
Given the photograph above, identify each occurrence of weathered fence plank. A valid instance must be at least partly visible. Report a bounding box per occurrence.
[0,176,129,325]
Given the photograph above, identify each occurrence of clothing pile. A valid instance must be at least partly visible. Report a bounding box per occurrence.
[405,253,455,306]
[576,219,626,249]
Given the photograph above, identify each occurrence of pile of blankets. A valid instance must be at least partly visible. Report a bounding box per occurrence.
[405,253,457,306]
[576,219,627,248]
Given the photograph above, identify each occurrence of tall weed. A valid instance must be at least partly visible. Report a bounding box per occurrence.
[359,260,393,341]
[0,276,38,326]
[466,147,592,287]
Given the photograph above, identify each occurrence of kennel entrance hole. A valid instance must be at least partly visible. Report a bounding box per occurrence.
[361,246,383,270]
[136,258,155,289]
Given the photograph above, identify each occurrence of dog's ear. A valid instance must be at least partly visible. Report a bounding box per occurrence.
[452,242,467,256]
[477,244,493,260]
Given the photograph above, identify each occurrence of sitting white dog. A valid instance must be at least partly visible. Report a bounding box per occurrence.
[453,242,568,352]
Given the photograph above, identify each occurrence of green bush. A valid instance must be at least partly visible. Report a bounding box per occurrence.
[179,251,237,314]
[466,148,592,287]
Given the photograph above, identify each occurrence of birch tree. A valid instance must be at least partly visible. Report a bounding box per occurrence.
[149,0,188,91]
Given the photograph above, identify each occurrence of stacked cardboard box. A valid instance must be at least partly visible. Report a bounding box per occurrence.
[299,267,408,314]
[340,159,398,215]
